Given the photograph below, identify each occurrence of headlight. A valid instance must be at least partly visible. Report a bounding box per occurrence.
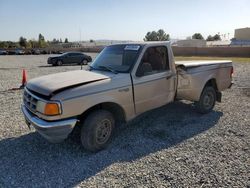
[36,101,61,116]
[36,100,46,113]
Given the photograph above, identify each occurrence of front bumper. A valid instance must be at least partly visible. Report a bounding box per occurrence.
[21,105,77,143]
[47,58,56,64]
[47,59,52,64]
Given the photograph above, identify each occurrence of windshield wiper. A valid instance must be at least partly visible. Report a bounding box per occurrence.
[89,65,96,71]
[97,65,118,74]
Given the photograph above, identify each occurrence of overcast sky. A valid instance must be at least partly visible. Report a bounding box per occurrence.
[0,0,249,41]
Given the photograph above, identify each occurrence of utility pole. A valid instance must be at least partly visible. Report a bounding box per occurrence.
[79,28,82,42]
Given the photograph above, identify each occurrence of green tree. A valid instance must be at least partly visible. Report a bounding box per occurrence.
[206,34,221,41]
[144,29,170,41]
[192,33,204,40]
[19,36,27,48]
[64,38,69,43]
[38,33,45,41]
[8,41,19,48]
[213,34,221,41]
[0,41,8,48]
[26,40,32,48]
[206,35,214,41]
[28,40,39,48]
[144,31,158,41]
[38,33,48,48]
[52,38,58,43]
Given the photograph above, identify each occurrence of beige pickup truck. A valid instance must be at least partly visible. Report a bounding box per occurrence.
[21,42,233,151]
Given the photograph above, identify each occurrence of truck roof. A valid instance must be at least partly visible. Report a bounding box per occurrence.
[108,41,171,47]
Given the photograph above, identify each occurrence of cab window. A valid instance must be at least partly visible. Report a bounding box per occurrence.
[136,46,169,77]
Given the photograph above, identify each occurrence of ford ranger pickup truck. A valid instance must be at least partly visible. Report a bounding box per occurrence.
[21,42,233,151]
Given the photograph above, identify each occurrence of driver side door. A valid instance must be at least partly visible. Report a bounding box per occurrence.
[132,46,176,115]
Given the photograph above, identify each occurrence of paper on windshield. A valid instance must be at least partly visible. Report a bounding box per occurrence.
[124,45,140,51]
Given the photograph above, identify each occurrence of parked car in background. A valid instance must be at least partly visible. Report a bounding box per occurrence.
[7,50,16,55]
[0,49,8,55]
[47,52,92,66]
[32,49,40,55]
[51,50,63,54]
[25,50,32,55]
[40,49,49,54]
[15,49,25,55]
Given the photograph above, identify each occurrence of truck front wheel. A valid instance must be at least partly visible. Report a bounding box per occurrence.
[195,86,216,114]
[80,110,115,152]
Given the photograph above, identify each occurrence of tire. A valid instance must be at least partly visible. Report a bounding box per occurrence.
[195,86,216,114]
[80,110,115,152]
[56,60,63,66]
[82,59,88,65]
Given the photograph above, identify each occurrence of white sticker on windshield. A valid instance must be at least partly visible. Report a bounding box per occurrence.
[124,45,140,51]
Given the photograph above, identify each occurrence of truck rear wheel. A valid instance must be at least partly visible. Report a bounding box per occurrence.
[80,110,115,152]
[195,86,216,114]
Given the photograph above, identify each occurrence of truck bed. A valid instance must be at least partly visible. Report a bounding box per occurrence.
[175,60,232,68]
[175,60,233,102]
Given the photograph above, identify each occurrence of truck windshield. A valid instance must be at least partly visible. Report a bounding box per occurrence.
[91,44,142,73]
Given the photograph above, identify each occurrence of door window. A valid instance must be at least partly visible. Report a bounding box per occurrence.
[136,46,169,77]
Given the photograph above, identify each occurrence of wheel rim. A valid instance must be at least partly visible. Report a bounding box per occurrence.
[95,119,112,145]
[203,91,214,110]
[83,60,88,65]
[58,61,62,66]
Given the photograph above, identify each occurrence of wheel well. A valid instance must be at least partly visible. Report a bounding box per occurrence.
[78,102,126,124]
[204,78,222,102]
[205,78,218,91]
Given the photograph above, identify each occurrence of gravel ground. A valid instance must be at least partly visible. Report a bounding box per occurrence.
[0,55,249,188]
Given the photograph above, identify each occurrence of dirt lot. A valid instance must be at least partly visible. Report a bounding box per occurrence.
[0,55,249,187]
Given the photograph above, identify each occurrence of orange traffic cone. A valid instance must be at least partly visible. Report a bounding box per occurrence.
[20,69,27,88]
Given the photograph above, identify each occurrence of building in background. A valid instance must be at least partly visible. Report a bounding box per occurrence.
[234,27,250,40]
[231,27,250,46]
[206,40,231,47]
[176,39,206,47]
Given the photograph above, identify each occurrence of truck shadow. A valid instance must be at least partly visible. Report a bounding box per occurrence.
[0,101,223,187]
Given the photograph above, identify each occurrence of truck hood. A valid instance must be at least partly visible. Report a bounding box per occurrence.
[26,70,110,97]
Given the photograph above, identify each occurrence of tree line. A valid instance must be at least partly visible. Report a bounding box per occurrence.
[0,30,223,48]
[0,34,69,49]
[191,33,221,41]
[144,29,221,41]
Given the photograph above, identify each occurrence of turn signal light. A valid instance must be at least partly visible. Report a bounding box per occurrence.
[44,103,61,116]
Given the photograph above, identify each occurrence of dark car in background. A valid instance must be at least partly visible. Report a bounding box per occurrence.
[0,49,8,55]
[47,52,92,66]
[15,49,25,55]
[7,49,16,55]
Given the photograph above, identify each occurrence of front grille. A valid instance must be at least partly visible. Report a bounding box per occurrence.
[23,89,38,112]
